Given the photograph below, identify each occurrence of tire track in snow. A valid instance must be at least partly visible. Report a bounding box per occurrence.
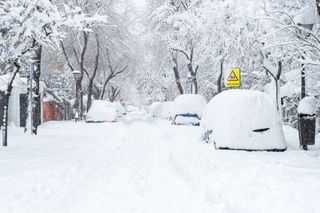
[52,117,218,213]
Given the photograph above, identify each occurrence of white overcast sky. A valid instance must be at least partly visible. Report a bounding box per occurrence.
[132,0,146,8]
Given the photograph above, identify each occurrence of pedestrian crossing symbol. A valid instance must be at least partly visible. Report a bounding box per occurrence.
[225,67,241,88]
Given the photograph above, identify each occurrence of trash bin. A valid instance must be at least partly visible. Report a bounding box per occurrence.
[297,97,317,150]
[298,114,316,149]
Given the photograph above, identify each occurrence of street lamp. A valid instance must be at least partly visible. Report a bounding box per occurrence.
[298,23,313,99]
[73,70,81,121]
[294,5,317,99]
[187,72,193,94]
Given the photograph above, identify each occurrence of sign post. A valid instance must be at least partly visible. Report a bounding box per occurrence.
[225,67,241,88]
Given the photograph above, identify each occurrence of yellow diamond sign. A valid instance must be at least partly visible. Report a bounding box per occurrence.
[225,67,241,88]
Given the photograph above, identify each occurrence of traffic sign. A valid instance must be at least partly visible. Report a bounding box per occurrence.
[225,67,241,88]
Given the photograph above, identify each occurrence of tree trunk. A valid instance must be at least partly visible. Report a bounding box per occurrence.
[86,34,100,111]
[108,86,120,102]
[275,61,282,114]
[2,62,20,146]
[32,44,42,135]
[74,79,82,118]
[87,79,94,110]
[172,54,184,94]
[187,63,198,94]
[217,59,224,93]
[100,76,112,100]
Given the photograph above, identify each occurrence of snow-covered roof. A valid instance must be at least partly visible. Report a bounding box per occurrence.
[201,90,287,151]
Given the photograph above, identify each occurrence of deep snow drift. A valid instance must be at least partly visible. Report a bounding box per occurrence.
[0,112,320,213]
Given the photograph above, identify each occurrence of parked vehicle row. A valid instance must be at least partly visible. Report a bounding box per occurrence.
[86,90,288,152]
[148,90,287,152]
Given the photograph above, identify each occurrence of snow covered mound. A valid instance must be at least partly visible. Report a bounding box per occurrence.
[148,101,173,119]
[201,90,287,151]
[86,100,117,123]
[172,94,207,125]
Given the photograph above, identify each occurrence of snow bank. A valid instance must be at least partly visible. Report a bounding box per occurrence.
[171,94,207,118]
[148,101,173,119]
[201,90,287,151]
[298,96,317,115]
[86,100,117,122]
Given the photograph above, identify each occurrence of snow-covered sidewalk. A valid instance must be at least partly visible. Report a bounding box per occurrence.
[1,112,320,213]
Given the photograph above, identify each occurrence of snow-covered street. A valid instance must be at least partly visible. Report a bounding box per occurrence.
[1,112,320,213]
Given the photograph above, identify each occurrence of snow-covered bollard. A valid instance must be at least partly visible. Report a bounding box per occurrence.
[297,97,317,150]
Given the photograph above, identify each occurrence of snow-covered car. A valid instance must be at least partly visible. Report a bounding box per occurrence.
[171,94,207,126]
[201,90,287,152]
[148,101,173,120]
[86,100,117,123]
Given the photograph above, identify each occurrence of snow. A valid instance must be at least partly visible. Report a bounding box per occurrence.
[173,114,200,126]
[263,58,278,77]
[201,90,287,151]
[171,94,207,118]
[148,101,173,119]
[294,5,317,25]
[105,101,126,118]
[281,82,300,98]
[0,113,320,212]
[86,100,117,122]
[298,96,317,115]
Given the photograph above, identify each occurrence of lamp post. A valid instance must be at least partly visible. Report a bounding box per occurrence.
[73,70,81,121]
[297,23,313,99]
[187,72,193,94]
[294,6,316,99]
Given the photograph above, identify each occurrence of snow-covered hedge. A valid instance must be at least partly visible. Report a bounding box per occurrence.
[201,90,287,151]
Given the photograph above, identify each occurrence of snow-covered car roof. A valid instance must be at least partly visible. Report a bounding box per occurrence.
[171,94,207,118]
[201,90,287,151]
